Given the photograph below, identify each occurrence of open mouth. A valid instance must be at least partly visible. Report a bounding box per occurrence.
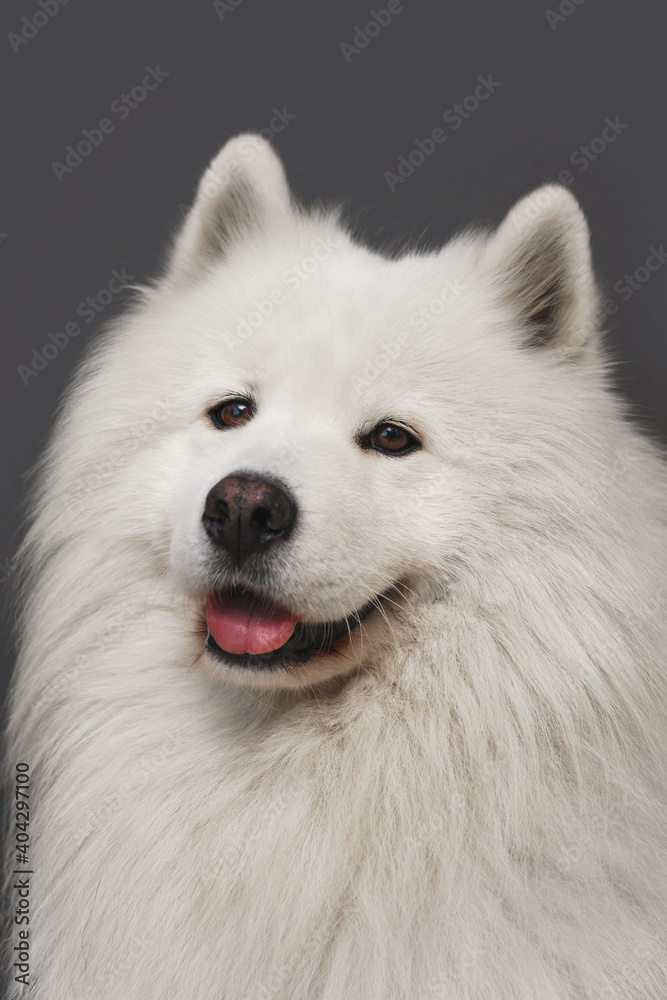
[204,586,379,671]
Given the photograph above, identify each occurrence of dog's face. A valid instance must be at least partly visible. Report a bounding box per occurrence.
[122,135,599,689]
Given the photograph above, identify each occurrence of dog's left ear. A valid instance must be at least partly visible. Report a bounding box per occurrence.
[484,185,599,358]
[165,133,293,287]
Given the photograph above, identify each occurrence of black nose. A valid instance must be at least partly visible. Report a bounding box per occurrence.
[202,473,296,565]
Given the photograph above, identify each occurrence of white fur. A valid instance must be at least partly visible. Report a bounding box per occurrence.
[5,134,667,998]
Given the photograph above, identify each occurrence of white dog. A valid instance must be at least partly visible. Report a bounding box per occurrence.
[5,135,667,999]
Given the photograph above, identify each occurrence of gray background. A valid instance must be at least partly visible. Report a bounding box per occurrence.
[1,0,665,712]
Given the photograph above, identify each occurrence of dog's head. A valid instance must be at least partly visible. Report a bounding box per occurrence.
[108,135,601,690]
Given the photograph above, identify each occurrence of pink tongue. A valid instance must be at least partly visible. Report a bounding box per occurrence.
[206,592,298,655]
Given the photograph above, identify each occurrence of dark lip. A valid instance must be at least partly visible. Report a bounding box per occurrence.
[204,591,381,672]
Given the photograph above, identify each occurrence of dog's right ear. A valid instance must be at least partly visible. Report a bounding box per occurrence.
[482,184,599,359]
[164,134,293,287]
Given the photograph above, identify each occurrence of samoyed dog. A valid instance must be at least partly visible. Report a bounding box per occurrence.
[5,134,667,999]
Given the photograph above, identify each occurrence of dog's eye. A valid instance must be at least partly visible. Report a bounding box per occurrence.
[209,399,254,430]
[366,422,420,455]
